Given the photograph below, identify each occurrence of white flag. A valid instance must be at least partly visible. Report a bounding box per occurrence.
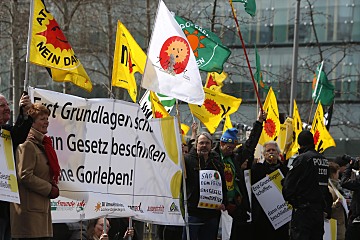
[141,0,204,105]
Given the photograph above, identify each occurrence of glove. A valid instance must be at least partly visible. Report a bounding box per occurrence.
[49,183,59,199]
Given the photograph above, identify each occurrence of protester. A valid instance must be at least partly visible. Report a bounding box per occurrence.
[341,156,360,240]
[0,93,33,240]
[213,110,266,239]
[282,130,332,240]
[328,162,346,240]
[87,217,135,240]
[10,103,60,239]
[182,132,227,240]
[251,141,289,240]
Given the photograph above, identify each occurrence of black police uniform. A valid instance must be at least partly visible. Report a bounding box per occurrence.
[283,144,332,240]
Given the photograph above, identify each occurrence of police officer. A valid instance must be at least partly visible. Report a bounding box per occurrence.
[282,130,332,240]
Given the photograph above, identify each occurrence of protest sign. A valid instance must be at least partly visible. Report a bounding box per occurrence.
[252,169,292,229]
[198,170,223,209]
[28,87,184,225]
[0,129,20,203]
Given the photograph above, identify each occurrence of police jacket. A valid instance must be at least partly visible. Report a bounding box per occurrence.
[282,146,332,216]
[341,164,360,223]
[184,148,227,219]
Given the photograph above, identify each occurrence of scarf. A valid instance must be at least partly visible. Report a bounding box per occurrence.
[43,135,61,184]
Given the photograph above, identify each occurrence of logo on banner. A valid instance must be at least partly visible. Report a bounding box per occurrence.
[169,202,181,215]
[128,202,143,213]
[51,200,86,212]
[147,205,165,214]
[94,201,126,212]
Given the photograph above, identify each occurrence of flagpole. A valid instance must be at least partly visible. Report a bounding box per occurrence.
[228,0,263,111]
[175,100,190,240]
[24,0,34,91]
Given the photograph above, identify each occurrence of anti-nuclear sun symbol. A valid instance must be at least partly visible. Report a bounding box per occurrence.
[264,118,276,137]
[184,29,206,58]
[203,99,221,115]
[37,19,72,51]
[313,130,320,145]
[159,36,190,74]
[154,111,164,118]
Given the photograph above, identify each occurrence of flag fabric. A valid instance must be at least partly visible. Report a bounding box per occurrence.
[29,0,92,92]
[259,87,280,145]
[112,21,147,102]
[150,91,170,118]
[311,103,336,153]
[232,0,257,17]
[141,0,204,105]
[286,100,303,159]
[254,46,268,90]
[205,72,227,92]
[175,16,231,73]
[312,61,335,106]
[180,123,190,144]
[223,115,233,134]
[189,88,241,134]
[277,118,293,154]
[324,103,334,130]
[139,90,176,119]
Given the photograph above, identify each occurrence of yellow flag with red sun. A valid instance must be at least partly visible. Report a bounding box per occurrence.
[311,102,336,153]
[205,72,227,92]
[189,88,241,134]
[180,123,190,144]
[29,0,92,92]
[112,21,147,102]
[259,87,280,145]
[150,91,170,118]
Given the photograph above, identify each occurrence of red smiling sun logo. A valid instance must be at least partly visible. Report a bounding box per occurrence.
[264,119,276,137]
[154,111,163,118]
[159,36,190,74]
[203,99,220,115]
[37,19,72,51]
[313,130,320,145]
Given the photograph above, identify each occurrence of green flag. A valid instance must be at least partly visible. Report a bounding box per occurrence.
[254,46,269,90]
[175,16,231,73]
[232,0,257,17]
[312,62,335,106]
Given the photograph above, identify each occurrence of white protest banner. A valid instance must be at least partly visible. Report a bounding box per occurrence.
[198,170,223,209]
[0,129,20,203]
[28,87,184,225]
[252,169,292,229]
[139,90,175,119]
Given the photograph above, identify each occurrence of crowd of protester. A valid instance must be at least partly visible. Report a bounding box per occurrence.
[1,94,360,240]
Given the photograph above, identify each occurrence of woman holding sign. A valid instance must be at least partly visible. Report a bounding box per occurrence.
[182,132,227,240]
[10,103,60,239]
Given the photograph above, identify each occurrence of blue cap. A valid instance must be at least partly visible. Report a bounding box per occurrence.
[220,128,238,143]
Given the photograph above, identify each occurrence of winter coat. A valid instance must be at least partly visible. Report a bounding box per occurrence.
[10,127,53,238]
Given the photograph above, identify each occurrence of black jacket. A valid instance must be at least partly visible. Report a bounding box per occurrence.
[282,146,332,217]
[183,148,227,219]
[341,164,360,223]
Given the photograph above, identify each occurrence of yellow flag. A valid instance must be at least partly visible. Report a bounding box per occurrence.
[204,72,227,92]
[311,103,336,153]
[277,118,293,154]
[286,100,303,159]
[150,91,170,118]
[112,21,146,102]
[222,115,233,134]
[29,0,92,92]
[180,123,190,144]
[189,88,241,134]
[259,87,280,145]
